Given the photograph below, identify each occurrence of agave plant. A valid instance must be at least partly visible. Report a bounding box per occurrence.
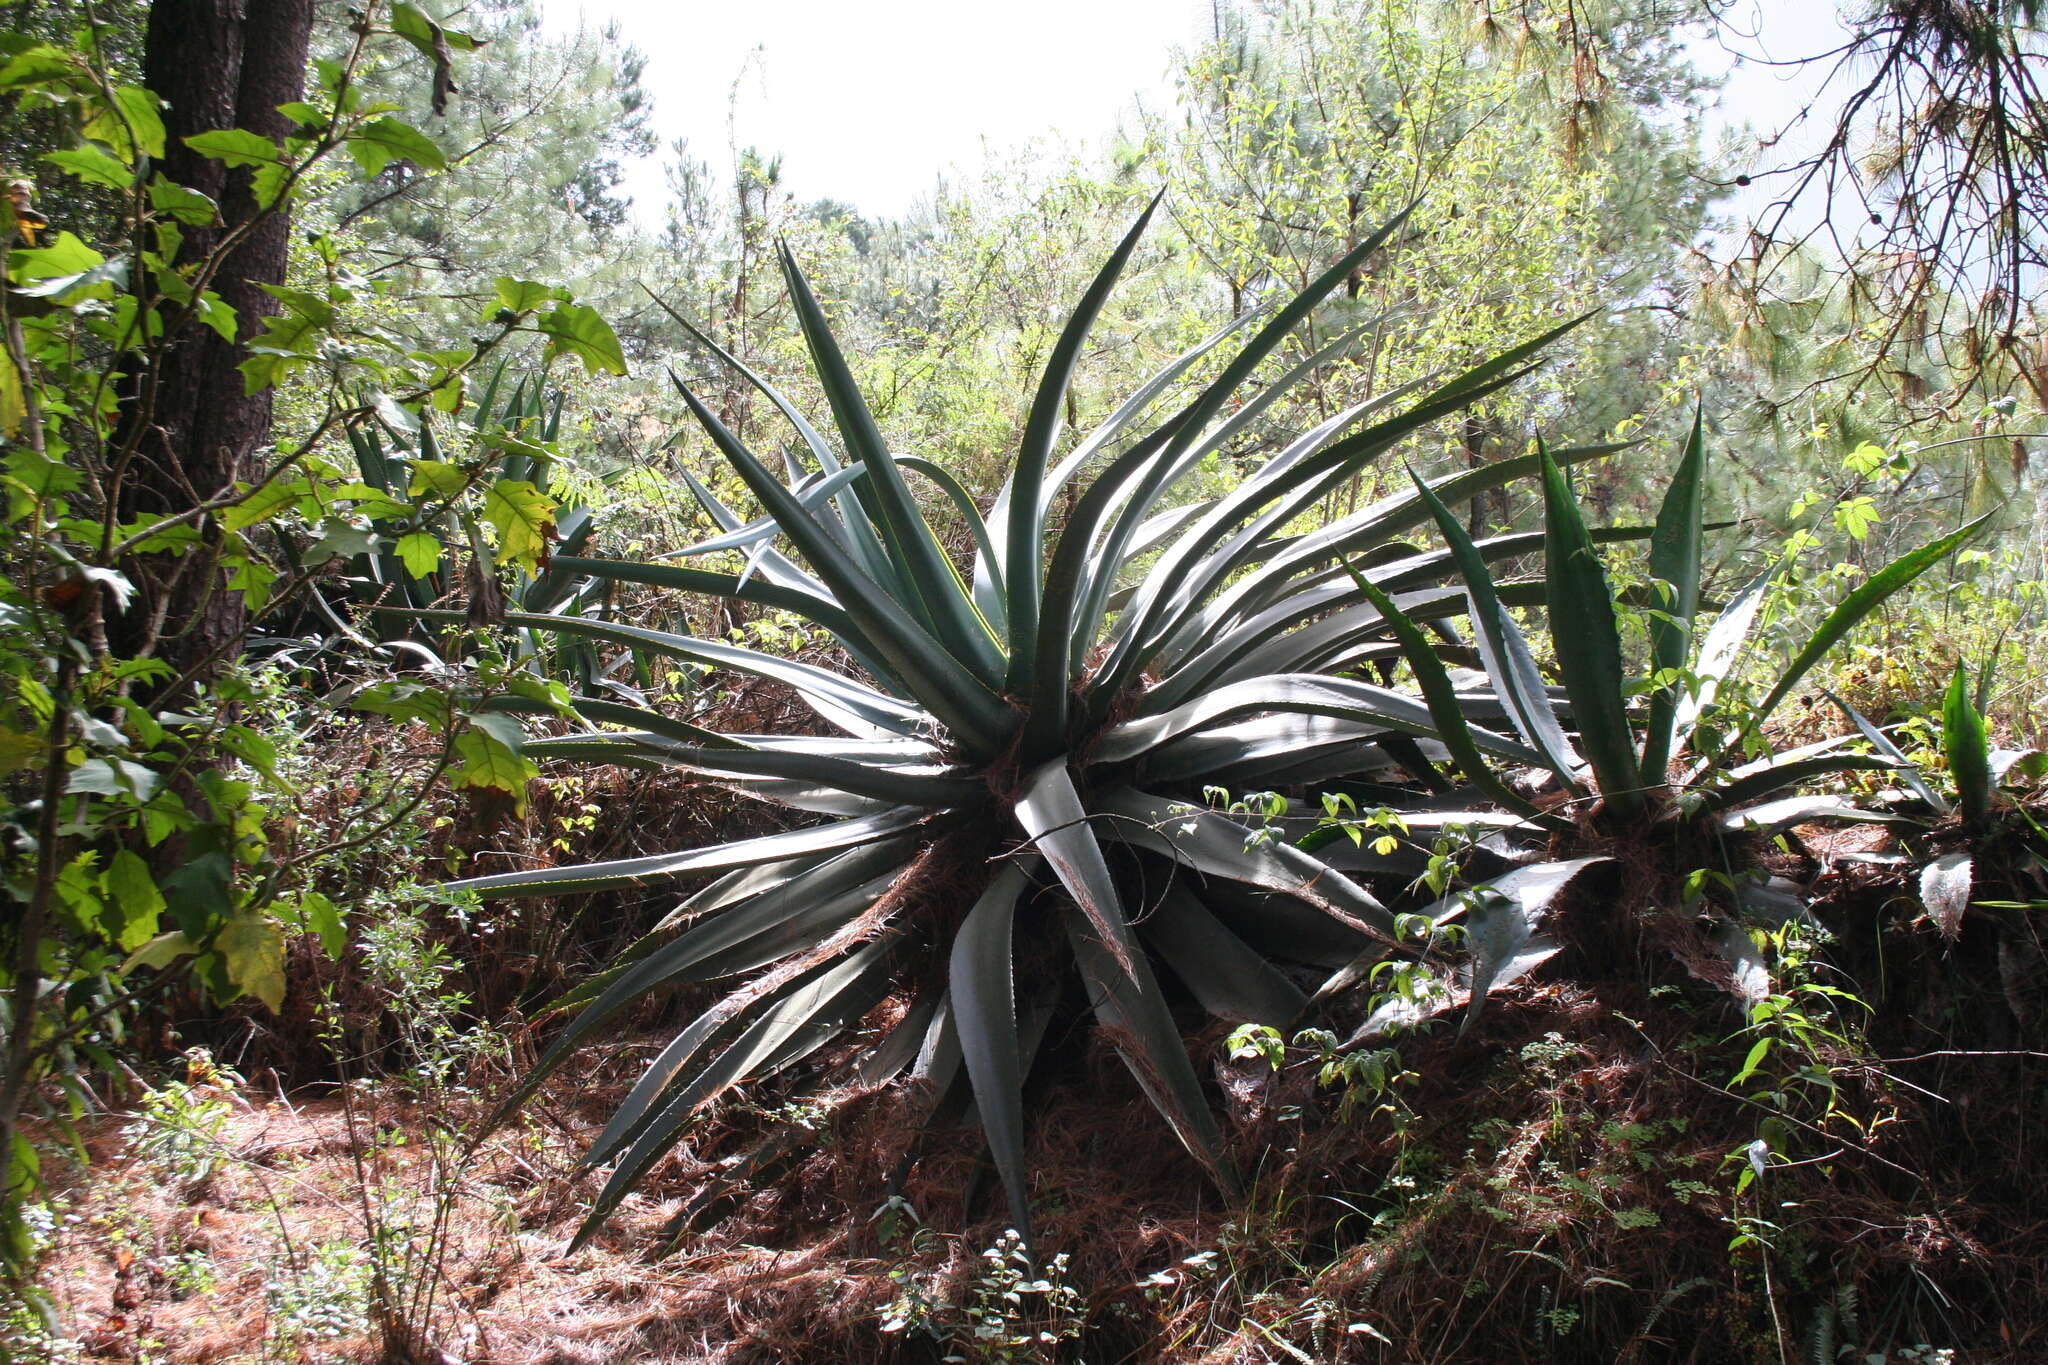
[428,201,1626,1244]
[1332,415,1993,1028]
[1830,662,2047,946]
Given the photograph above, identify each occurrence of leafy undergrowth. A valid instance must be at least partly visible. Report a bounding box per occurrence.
[30,845,2048,1365]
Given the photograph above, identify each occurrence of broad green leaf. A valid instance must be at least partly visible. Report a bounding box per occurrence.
[407,459,468,498]
[395,532,441,577]
[492,277,559,315]
[86,85,166,162]
[349,116,446,176]
[123,930,197,974]
[183,128,280,167]
[222,477,310,532]
[297,891,347,958]
[538,302,626,375]
[43,146,131,190]
[451,725,538,809]
[148,177,218,225]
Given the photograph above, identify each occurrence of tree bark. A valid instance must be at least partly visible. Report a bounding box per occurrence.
[121,0,314,678]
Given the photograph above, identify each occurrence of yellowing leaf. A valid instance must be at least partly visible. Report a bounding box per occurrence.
[216,913,286,1012]
[451,726,537,812]
[102,850,165,951]
[482,478,556,572]
[223,477,310,531]
[123,930,197,975]
[407,460,468,498]
[0,347,23,437]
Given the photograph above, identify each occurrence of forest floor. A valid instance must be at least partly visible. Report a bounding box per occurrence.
[33,933,2048,1365]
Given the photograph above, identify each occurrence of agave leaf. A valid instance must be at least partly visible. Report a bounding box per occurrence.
[548,853,837,1016]
[777,246,1006,680]
[1004,195,1160,696]
[1696,753,1899,815]
[1136,714,1396,784]
[897,455,1007,634]
[1040,310,1262,510]
[444,804,925,899]
[489,849,901,1130]
[1063,907,1238,1195]
[1077,338,1420,680]
[1028,419,1187,755]
[1673,570,1769,745]
[645,289,903,589]
[858,987,942,1087]
[672,466,847,605]
[1639,409,1706,782]
[573,935,901,1248]
[662,466,868,558]
[1342,567,1559,827]
[1096,673,1537,767]
[1743,515,1993,744]
[392,605,928,740]
[1014,760,1139,976]
[1717,795,1918,836]
[580,991,740,1174]
[672,375,1016,746]
[1202,441,1628,649]
[950,860,1039,1241]
[1825,690,1948,814]
[1065,211,1423,701]
[1318,857,1611,1010]
[1097,788,1397,943]
[1157,589,1461,706]
[1091,391,1398,689]
[1096,365,1579,706]
[570,734,979,809]
[1143,884,1306,1026]
[563,697,748,750]
[1539,445,1643,816]
[1412,471,1583,789]
[1711,922,1773,1003]
[1942,662,1994,822]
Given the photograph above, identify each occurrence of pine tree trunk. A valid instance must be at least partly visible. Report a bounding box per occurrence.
[121,0,314,682]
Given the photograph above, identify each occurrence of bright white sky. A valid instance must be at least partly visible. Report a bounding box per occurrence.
[538,0,1853,231]
[540,0,1207,222]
